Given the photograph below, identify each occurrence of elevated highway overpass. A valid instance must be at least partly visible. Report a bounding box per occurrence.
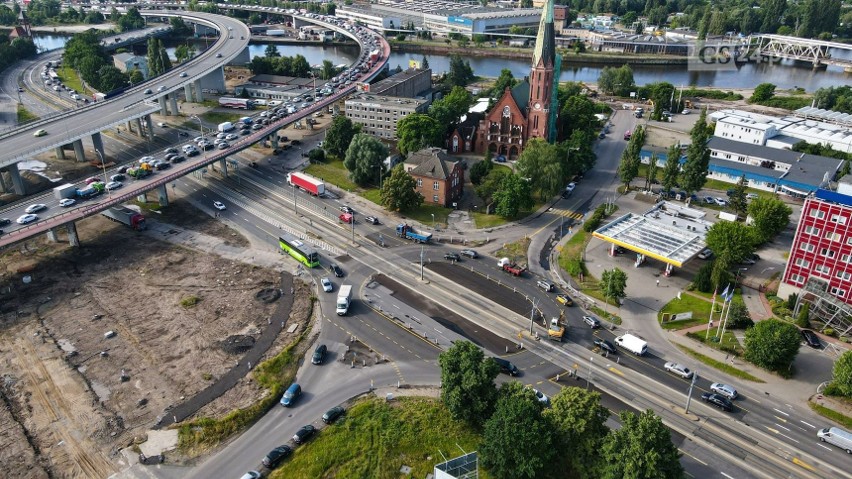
[0,11,391,250]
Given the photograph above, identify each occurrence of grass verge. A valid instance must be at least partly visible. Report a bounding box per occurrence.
[471,211,508,229]
[659,294,714,330]
[177,329,308,455]
[675,344,764,383]
[269,396,482,479]
[399,203,451,229]
[589,305,622,325]
[17,104,38,123]
[56,65,92,96]
[808,401,852,430]
[304,159,357,191]
[685,330,744,356]
[200,111,242,125]
[495,237,531,264]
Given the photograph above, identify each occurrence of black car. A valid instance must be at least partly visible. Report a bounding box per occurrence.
[291,139,301,146]
[331,264,344,277]
[594,338,617,355]
[178,131,189,137]
[262,445,292,468]
[801,329,822,348]
[312,344,327,365]
[0,218,12,227]
[164,147,178,154]
[292,425,316,444]
[322,406,345,424]
[155,162,171,170]
[117,166,128,174]
[701,392,734,412]
[492,357,519,376]
[444,253,461,261]
[170,155,186,164]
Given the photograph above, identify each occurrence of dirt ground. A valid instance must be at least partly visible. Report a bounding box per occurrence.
[0,205,302,478]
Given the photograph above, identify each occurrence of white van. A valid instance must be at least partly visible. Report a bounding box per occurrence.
[818,427,852,454]
[614,333,648,356]
[217,122,235,133]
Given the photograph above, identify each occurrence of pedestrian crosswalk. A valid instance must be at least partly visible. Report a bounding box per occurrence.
[549,208,585,220]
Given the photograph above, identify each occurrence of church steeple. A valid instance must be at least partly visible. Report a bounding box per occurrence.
[531,0,556,68]
[526,0,557,142]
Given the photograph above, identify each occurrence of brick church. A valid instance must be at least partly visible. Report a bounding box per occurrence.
[473,0,557,160]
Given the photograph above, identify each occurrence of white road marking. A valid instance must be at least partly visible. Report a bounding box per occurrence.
[720,472,735,479]
[775,423,791,432]
[817,444,832,451]
[800,420,816,429]
[773,408,789,416]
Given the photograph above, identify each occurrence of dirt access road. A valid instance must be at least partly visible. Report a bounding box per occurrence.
[0,200,299,479]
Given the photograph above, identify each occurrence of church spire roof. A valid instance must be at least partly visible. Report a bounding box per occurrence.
[531,0,556,68]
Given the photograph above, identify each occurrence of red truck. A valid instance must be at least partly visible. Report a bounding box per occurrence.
[498,257,525,276]
[287,172,326,196]
[101,206,146,230]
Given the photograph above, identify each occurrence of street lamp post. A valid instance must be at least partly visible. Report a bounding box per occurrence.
[431,213,435,230]
[587,356,593,389]
[95,150,112,199]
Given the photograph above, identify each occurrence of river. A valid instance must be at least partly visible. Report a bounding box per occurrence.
[33,33,850,91]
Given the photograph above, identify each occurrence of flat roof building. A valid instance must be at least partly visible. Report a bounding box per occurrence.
[369,68,432,98]
[345,93,429,140]
[710,108,852,154]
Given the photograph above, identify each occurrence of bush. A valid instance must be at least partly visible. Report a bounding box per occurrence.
[823,328,835,336]
[180,295,200,308]
[564,257,586,276]
[772,305,792,317]
[693,262,713,293]
[796,303,810,328]
[786,293,798,310]
[823,382,843,396]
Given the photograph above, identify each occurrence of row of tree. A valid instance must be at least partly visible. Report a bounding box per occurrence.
[439,341,684,479]
[0,36,37,75]
[248,51,312,77]
[62,30,129,93]
[146,37,172,79]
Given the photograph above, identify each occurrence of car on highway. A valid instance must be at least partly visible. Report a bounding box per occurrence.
[0,218,10,227]
[157,85,166,92]
[710,383,738,400]
[16,214,38,224]
[238,471,261,479]
[556,294,573,306]
[251,123,263,130]
[460,249,478,258]
[261,445,292,468]
[364,216,379,225]
[582,315,601,328]
[594,338,617,355]
[801,329,822,348]
[25,204,47,214]
[164,147,178,154]
[321,277,333,292]
[322,406,345,424]
[225,134,239,141]
[444,253,461,261]
[279,383,301,407]
[105,181,122,191]
[311,344,327,365]
[217,141,230,150]
[216,52,222,58]
[144,88,152,94]
[331,264,344,277]
[33,129,47,137]
[179,72,187,78]
[339,205,355,214]
[664,362,694,379]
[17,87,23,92]
[292,425,316,445]
[213,201,226,211]
[59,198,76,207]
[537,280,554,292]
[701,392,734,412]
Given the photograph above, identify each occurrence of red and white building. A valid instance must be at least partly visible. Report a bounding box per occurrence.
[781,185,852,316]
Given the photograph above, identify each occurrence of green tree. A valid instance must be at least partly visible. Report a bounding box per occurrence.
[492,68,517,97]
[321,59,335,80]
[693,261,714,293]
[544,387,609,478]
[343,133,388,186]
[697,6,711,40]
[476,168,510,205]
[421,55,429,69]
[324,115,361,158]
[560,95,597,140]
[396,113,443,155]
[97,65,128,92]
[705,221,756,287]
[159,43,172,72]
[749,83,776,103]
[516,138,567,201]
[661,144,681,193]
[744,319,801,373]
[174,44,196,64]
[428,86,473,136]
[265,43,280,58]
[831,350,852,397]
[520,0,533,7]
[645,154,659,191]
[147,37,162,77]
[480,382,554,479]
[438,341,499,427]
[307,148,325,163]
[381,164,423,212]
[445,54,474,87]
[290,54,311,77]
[128,69,144,85]
[116,7,145,32]
[680,108,710,194]
[169,16,192,36]
[601,410,684,479]
[796,302,810,328]
[729,175,748,217]
[470,157,494,185]
[600,268,628,310]
[598,65,635,97]
[760,0,787,33]
[493,173,533,218]
[727,301,754,330]
[747,196,792,244]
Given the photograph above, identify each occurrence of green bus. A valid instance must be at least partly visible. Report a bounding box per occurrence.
[279,233,320,268]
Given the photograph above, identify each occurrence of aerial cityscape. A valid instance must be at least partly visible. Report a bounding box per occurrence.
[2,0,852,478]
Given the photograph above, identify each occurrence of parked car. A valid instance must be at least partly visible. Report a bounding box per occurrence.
[740,253,760,265]
[697,248,714,260]
[664,362,694,379]
[532,388,550,406]
[714,197,728,207]
[312,344,327,365]
[292,425,316,444]
[322,406,345,424]
[701,392,734,412]
[321,277,333,292]
[583,315,601,328]
[261,445,292,468]
[556,294,573,306]
[594,338,617,355]
[801,329,822,348]
[239,471,261,479]
[746,193,759,200]
[703,196,715,205]
[710,383,738,400]
[460,249,478,258]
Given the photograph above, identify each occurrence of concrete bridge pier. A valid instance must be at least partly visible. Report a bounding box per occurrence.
[269,134,278,149]
[157,184,169,206]
[194,80,203,102]
[158,96,167,116]
[66,222,79,247]
[137,193,148,203]
[46,228,58,242]
[135,118,144,138]
[184,84,193,103]
[0,169,7,193]
[72,139,86,162]
[55,145,66,160]
[91,132,105,162]
[219,158,228,177]
[169,95,179,115]
[145,115,155,141]
[125,121,134,134]
[4,163,25,195]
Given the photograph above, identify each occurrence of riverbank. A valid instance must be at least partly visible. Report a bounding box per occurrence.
[390,40,687,66]
[30,24,117,33]
[249,36,357,48]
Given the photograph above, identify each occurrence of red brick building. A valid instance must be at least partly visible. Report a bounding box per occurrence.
[404,148,464,207]
[474,0,557,160]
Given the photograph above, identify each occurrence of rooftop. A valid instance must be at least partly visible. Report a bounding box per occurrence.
[794,106,852,128]
[345,93,427,108]
[405,147,459,180]
[370,68,431,95]
[592,201,713,268]
[708,136,843,177]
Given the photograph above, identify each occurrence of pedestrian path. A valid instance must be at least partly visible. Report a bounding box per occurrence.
[547,207,585,221]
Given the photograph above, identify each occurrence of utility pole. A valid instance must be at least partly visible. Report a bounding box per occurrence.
[351,214,355,244]
[685,372,699,414]
[528,298,539,335]
[419,246,424,281]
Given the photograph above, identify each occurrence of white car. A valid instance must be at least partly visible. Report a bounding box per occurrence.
[565,182,576,194]
[664,362,694,379]
[105,181,122,191]
[225,134,239,141]
[710,382,738,400]
[682,109,691,114]
[25,203,47,214]
[59,198,76,207]
[321,277,333,292]
[16,213,38,224]
[714,197,728,206]
[213,201,226,211]
[532,388,549,405]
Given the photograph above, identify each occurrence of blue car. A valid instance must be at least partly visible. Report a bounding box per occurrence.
[279,383,301,407]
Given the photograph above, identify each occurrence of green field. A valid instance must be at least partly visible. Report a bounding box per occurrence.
[659,293,714,330]
[200,111,242,125]
[304,159,357,191]
[269,396,483,479]
[56,65,92,96]
[17,105,38,123]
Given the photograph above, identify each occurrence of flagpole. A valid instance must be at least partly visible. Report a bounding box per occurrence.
[705,288,718,340]
[720,294,734,342]
[714,284,730,338]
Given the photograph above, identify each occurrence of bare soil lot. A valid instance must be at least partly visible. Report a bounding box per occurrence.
[0,207,295,478]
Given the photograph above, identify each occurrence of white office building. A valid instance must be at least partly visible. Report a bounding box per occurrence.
[710,109,852,154]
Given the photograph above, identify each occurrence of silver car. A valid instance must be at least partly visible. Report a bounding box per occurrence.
[710,382,738,400]
[664,362,694,379]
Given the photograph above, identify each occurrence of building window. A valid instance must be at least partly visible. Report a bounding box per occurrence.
[800,242,815,252]
[820,248,836,259]
[815,264,831,275]
[790,274,805,284]
[433,181,439,191]
[433,194,439,203]
[826,231,842,242]
[417,178,422,188]
[837,271,852,281]
[830,287,847,298]
[795,257,811,268]
[831,214,847,225]
[805,226,820,236]
[810,208,825,219]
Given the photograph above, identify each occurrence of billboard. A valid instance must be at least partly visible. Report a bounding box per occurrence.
[447,16,473,26]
